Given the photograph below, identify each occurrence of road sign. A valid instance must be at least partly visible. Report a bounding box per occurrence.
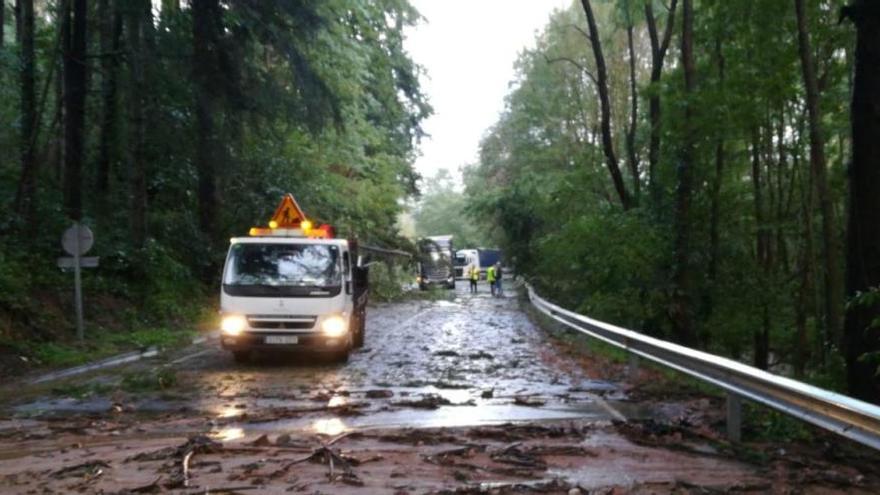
[60,223,96,341]
[57,256,100,269]
[62,224,94,256]
[270,194,307,228]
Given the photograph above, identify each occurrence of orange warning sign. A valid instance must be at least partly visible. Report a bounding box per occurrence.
[270,194,307,228]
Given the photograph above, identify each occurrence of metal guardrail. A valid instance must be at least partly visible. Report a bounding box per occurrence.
[526,283,880,451]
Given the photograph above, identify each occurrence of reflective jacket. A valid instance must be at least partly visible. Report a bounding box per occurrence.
[468,266,479,280]
[486,266,496,282]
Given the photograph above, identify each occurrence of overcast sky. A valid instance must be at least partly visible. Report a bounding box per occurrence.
[405,1,570,183]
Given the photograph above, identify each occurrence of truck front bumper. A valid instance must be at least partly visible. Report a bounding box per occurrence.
[220,332,349,353]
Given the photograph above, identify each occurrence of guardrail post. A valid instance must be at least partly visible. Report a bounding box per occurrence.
[726,393,742,442]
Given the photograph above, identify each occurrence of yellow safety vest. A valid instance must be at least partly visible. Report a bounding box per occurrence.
[486,266,496,282]
[469,266,479,280]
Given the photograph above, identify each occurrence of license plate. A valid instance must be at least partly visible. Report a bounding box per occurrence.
[265,336,298,345]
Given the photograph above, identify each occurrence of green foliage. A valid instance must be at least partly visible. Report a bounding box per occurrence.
[743,404,815,443]
[368,262,408,302]
[463,0,858,388]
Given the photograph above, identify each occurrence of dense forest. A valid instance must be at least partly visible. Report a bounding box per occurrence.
[0,1,428,367]
[1,0,878,405]
[462,0,880,402]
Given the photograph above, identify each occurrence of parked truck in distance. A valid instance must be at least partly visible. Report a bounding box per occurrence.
[417,235,455,290]
[454,248,502,280]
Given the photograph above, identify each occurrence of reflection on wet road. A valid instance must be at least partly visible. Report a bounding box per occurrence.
[180,283,626,436]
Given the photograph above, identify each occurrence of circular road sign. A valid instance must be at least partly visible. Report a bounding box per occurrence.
[62,224,94,256]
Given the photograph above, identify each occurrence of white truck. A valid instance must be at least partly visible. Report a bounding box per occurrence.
[454,248,502,280]
[219,195,368,363]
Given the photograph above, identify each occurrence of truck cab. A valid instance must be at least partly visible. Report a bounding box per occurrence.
[417,235,455,290]
[219,195,367,363]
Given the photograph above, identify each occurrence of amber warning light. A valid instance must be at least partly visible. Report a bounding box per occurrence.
[248,194,334,238]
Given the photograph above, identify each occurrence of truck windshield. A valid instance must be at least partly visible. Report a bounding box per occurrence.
[223,243,341,295]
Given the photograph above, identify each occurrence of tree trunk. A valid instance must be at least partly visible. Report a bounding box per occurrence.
[126,1,147,247]
[1,0,5,49]
[580,0,631,210]
[625,19,640,200]
[644,0,678,201]
[192,0,222,237]
[62,0,87,221]
[794,0,843,350]
[751,129,771,370]
[96,0,121,195]
[13,0,36,224]
[669,0,696,346]
[842,1,880,404]
[795,173,814,377]
[708,36,725,286]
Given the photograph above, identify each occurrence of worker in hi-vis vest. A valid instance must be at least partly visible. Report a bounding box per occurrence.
[468,264,479,294]
[486,264,496,296]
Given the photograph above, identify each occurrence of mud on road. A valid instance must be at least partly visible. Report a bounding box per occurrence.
[0,283,877,493]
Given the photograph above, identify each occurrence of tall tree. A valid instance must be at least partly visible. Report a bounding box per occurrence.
[841,1,880,404]
[669,0,697,346]
[96,0,121,195]
[794,0,843,350]
[624,2,640,199]
[580,0,631,210]
[191,0,223,237]
[13,0,36,223]
[62,0,87,220]
[644,0,678,196]
[126,0,147,247]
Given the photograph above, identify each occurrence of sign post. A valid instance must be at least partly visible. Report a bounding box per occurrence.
[60,223,97,341]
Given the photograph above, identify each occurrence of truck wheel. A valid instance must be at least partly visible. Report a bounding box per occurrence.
[335,349,350,363]
[232,351,251,364]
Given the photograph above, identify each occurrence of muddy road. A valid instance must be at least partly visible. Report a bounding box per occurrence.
[0,283,876,493]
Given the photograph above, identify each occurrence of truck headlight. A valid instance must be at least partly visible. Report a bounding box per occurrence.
[321,315,347,337]
[221,315,247,336]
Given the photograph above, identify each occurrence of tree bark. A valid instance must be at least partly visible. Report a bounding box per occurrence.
[625,19,640,200]
[192,0,223,237]
[96,0,121,195]
[751,129,770,370]
[794,0,843,350]
[13,0,37,224]
[125,1,147,247]
[669,0,697,346]
[644,0,678,201]
[708,36,725,286]
[580,0,631,210]
[62,0,87,221]
[704,36,725,347]
[842,1,880,404]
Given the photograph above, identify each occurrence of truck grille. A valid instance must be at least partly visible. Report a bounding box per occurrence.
[247,315,316,330]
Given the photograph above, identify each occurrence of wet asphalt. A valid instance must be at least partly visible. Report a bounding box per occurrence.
[5,280,630,439]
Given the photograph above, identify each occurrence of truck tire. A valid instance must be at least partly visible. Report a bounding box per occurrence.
[232,351,251,364]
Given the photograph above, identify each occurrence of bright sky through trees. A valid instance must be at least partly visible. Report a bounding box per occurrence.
[405,0,569,183]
